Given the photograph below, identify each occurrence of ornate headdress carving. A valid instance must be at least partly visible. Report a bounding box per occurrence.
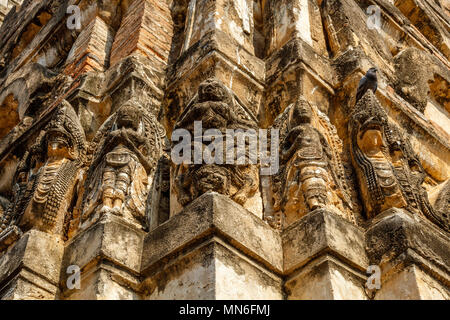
[43,100,86,161]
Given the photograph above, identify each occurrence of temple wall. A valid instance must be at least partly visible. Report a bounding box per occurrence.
[0,0,448,300]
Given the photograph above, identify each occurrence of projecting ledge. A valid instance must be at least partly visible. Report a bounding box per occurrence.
[0,230,64,299]
[365,208,450,299]
[141,191,283,276]
[282,209,369,275]
[282,209,369,300]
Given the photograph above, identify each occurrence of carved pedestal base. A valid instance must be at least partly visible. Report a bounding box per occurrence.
[60,213,145,300]
[366,209,450,300]
[283,209,369,300]
[141,192,283,300]
[0,230,64,300]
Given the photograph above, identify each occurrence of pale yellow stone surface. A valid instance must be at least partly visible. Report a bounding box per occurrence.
[0,0,448,301]
[376,265,450,300]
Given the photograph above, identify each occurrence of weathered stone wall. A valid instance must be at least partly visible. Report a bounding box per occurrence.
[0,0,448,300]
[0,0,22,26]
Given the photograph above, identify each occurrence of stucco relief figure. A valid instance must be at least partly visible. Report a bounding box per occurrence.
[349,91,448,231]
[0,141,44,250]
[172,78,259,213]
[175,163,257,207]
[0,102,86,247]
[281,101,330,211]
[389,126,449,232]
[81,99,165,228]
[174,78,256,132]
[349,91,410,219]
[272,98,354,227]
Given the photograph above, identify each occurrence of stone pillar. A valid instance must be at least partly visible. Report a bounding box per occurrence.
[283,209,369,300]
[263,0,335,127]
[141,192,283,300]
[0,230,64,300]
[60,213,145,300]
[110,0,174,69]
[162,0,265,133]
[64,17,115,78]
[366,208,450,300]
[63,0,174,139]
[265,0,329,56]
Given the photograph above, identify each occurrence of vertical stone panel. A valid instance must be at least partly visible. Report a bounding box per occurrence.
[64,17,115,78]
[110,0,174,68]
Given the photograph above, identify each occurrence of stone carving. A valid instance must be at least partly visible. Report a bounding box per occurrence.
[174,78,256,132]
[433,180,450,229]
[81,99,166,229]
[172,78,261,215]
[349,94,406,218]
[174,163,258,207]
[349,90,448,232]
[271,98,355,228]
[394,48,431,113]
[0,101,86,245]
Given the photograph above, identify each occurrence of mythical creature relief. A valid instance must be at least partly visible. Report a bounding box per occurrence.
[171,78,261,216]
[270,98,355,228]
[349,90,449,232]
[0,101,86,249]
[80,99,166,230]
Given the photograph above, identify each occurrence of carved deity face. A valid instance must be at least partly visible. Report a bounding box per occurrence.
[198,79,231,103]
[194,165,228,195]
[46,131,71,159]
[358,128,385,156]
[116,104,141,130]
[291,101,312,126]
